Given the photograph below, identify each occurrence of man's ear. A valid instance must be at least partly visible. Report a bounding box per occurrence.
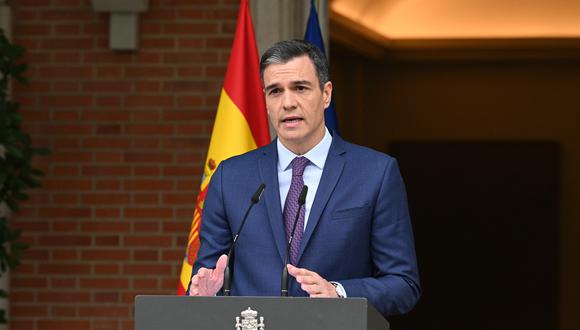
[323,81,333,109]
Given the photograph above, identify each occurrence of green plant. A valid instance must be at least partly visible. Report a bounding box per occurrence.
[0,29,47,324]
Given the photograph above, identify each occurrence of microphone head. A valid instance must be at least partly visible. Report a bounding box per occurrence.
[298,185,308,205]
[251,183,266,204]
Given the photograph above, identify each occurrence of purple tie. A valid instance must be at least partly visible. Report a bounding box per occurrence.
[283,156,310,265]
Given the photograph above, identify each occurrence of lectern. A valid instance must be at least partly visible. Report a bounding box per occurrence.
[135,296,389,330]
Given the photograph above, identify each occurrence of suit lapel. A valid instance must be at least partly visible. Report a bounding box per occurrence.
[297,136,346,263]
[258,140,287,262]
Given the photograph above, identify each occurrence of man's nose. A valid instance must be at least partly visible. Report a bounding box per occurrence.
[281,91,297,110]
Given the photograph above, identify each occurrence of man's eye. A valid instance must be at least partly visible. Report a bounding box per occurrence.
[295,86,307,91]
[269,88,281,95]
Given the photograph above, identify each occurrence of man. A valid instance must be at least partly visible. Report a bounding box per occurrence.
[189,40,421,317]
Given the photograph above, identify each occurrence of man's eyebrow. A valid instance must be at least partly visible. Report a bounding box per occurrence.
[292,80,313,86]
[264,83,280,92]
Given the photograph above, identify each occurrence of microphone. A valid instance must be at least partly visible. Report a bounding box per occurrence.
[281,185,308,297]
[222,183,265,296]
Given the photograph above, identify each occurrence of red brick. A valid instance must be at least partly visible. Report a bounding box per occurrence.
[163,166,197,176]
[124,66,174,78]
[53,52,82,63]
[40,9,95,20]
[54,23,81,34]
[96,96,123,107]
[95,236,120,246]
[93,292,120,303]
[81,222,130,232]
[124,95,174,107]
[11,277,48,289]
[14,23,51,35]
[133,250,159,261]
[53,221,79,232]
[132,278,158,289]
[141,38,175,49]
[81,250,130,261]
[53,110,80,121]
[44,179,92,190]
[132,193,159,204]
[162,249,184,261]
[40,38,95,50]
[96,66,123,77]
[131,138,161,149]
[79,306,129,318]
[133,222,160,232]
[124,208,173,219]
[53,138,80,149]
[52,81,81,92]
[94,320,120,330]
[53,193,80,204]
[96,125,122,135]
[83,81,132,93]
[135,81,161,93]
[37,320,91,330]
[83,138,131,150]
[81,110,129,121]
[163,52,218,64]
[130,110,161,121]
[50,278,77,288]
[95,180,121,190]
[52,249,79,261]
[95,151,123,162]
[38,66,92,78]
[94,264,120,275]
[39,236,91,246]
[40,95,93,107]
[133,166,160,176]
[163,193,195,204]
[83,23,108,35]
[80,278,129,289]
[177,38,205,49]
[164,80,218,92]
[51,306,78,317]
[39,263,91,275]
[94,208,121,218]
[162,221,188,233]
[38,207,91,218]
[82,166,131,176]
[11,219,48,232]
[10,291,36,303]
[81,193,129,205]
[176,95,204,106]
[123,264,172,275]
[124,152,173,163]
[163,23,218,34]
[38,291,90,303]
[123,236,172,247]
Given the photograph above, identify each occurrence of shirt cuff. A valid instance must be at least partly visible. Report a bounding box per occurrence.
[330,281,347,298]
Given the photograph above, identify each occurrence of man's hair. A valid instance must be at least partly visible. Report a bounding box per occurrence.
[260,39,329,91]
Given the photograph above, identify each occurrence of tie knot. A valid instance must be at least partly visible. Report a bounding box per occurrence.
[291,157,310,177]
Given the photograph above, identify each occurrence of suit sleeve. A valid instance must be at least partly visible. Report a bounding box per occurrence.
[192,162,232,274]
[339,159,421,316]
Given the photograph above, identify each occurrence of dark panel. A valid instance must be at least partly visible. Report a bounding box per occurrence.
[388,141,559,330]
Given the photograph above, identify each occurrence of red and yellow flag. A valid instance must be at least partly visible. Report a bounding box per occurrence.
[177,0,271,295]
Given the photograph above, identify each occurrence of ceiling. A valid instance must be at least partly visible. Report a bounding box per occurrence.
[330,0,580,39]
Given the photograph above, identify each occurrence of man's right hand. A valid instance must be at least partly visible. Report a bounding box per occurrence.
[188,254,228,296]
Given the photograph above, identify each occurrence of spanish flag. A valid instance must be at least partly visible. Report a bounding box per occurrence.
[177,0,270,295]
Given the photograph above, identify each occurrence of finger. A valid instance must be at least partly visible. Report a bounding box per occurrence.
[214,254,228,273]
[197,267,208,279]
[191,274,199,286]
[287,264,316,278]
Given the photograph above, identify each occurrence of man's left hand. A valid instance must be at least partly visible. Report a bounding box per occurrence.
[287,264,338,298]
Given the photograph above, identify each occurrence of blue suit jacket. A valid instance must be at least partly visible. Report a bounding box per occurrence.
[193,134,421,316]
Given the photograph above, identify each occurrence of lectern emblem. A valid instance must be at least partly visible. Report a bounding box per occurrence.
[235,307,265,330]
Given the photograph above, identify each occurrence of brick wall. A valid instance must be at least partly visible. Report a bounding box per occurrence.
[10,0,238,329]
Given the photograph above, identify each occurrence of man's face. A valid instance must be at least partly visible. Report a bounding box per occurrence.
[263,55,332,155]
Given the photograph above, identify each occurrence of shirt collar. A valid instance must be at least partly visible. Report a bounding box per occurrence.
[277,127,332,171]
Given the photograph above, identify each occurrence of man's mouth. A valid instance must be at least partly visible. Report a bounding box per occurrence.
[282,116,303,123]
